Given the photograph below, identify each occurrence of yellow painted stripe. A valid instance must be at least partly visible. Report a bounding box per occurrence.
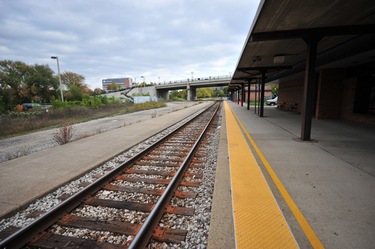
[226,101,325,249]
[224,102,298,249]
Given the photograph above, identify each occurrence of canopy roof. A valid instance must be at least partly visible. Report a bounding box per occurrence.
[230,0,375,87]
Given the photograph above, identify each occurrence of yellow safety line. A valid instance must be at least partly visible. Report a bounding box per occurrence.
[224,102,298,249]
[226,101,325,249]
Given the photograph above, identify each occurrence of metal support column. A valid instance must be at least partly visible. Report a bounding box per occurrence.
[259,71,266,117]
[247,81,251,110]
[301,37,319,141]
[254,82,258,114]
[241,83,244,107]
[257,81,261,115]
[237,89,240,105]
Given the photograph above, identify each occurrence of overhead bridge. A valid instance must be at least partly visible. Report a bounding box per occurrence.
[155,76,231,100]
[105,76,231,101]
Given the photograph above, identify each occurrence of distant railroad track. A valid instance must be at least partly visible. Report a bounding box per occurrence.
[0,101,221,249]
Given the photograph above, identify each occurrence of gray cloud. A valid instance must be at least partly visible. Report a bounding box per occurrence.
[0,0,259,89]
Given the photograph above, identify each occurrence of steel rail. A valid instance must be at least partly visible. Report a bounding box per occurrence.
[129,102,220,249]
[0,102,217,249]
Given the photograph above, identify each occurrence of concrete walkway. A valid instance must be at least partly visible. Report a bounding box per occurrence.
[209,101,375,249]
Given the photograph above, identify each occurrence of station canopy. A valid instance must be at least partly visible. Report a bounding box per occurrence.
[230,0,375,88]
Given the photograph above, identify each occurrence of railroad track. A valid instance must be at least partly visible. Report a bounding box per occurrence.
[0,101,221,249]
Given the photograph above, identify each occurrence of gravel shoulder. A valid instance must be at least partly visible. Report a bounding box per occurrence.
[0,102,198,163]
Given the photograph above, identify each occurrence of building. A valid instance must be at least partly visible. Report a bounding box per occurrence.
[102,78,133,91]
[238,85,273,102]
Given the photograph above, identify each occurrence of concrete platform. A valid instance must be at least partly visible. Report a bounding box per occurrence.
[0,101,212,218]
[208,101,375,249]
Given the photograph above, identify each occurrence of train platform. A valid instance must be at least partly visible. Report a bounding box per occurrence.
[0,101,212,219]
[208,101,375,249]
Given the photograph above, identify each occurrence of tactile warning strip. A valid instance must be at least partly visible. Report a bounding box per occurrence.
[224,101,299,249]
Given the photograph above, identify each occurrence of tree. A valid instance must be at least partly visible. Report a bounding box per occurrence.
[197,88,213,98]
[0,60,59,111]
[65,84,85,101]
[169,90,179,99]
[28,64,59,103]
[169,90,187,100]
[84,88,93,95]
[60,71,89,101]
[212,89,225,97]
[268,83,279,97]
[178,90,187,99]
[92,88,106,96]
[138,82,146,87]
[60,71,86,89]
[0,60,31,106]
[223,86,229,95]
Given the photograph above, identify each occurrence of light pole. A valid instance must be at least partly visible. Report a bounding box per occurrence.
[141,76,145,86]
[191,72,194,81]
[51,56,64,101]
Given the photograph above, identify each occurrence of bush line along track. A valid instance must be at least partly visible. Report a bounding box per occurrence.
[0,101,221,249]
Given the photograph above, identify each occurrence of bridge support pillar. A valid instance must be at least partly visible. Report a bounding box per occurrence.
[156,89,169,100]
[187,88,196,101]
[187,84,196,101]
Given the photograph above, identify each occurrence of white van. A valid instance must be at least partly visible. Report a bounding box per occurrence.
[266,96,278,106]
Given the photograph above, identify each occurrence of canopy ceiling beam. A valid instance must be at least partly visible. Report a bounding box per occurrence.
[250,24,375,42]
[238,66,293,75]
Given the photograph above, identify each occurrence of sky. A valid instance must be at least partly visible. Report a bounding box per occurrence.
[0,0,259,90]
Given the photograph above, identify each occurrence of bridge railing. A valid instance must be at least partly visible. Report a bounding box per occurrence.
[124,74,231,90]
[157,74,231,85]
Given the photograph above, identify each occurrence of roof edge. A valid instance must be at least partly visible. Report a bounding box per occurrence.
[231,0,266,82]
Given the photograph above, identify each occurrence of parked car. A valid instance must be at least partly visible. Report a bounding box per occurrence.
[266,96,278,106]
[22,103,51,111]
[22,103,41,110]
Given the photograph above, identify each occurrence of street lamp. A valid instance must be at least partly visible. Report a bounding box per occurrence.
[141,76,145,86]
[51,56,64,101]
[191,72,194,81]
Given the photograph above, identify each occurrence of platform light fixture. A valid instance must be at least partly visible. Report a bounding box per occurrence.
[273,55,285,64]
[51,56,64,101]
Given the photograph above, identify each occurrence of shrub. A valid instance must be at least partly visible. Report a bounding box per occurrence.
[52,123,75,145]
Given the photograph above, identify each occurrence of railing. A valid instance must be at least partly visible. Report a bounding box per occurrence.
[158,74,231,85]
[108,75,232,91]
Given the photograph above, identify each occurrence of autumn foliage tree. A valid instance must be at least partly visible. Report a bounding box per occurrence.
[197,88,214,98]
[0,60,97,113]
[60,71,89,101]
[0,60,59,112]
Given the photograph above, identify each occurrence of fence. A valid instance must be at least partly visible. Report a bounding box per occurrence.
[133,96,158,104]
